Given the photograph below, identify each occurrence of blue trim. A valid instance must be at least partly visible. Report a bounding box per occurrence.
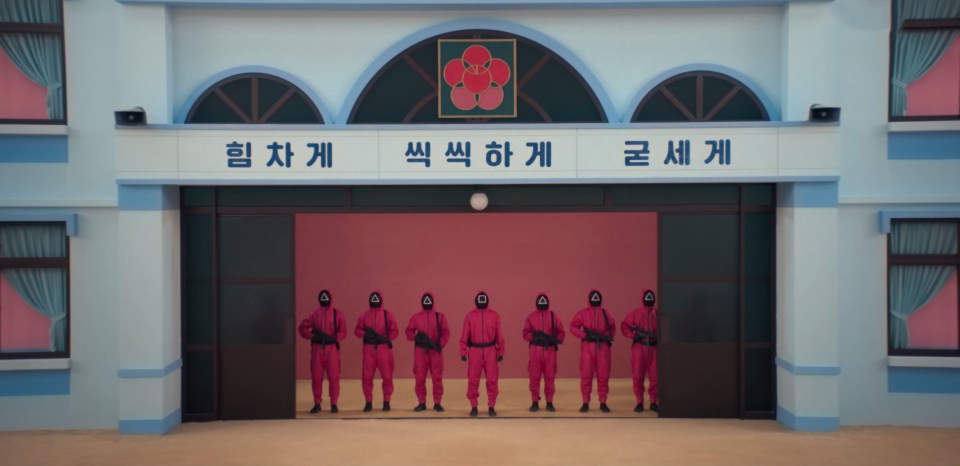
[775,357,841,376]
[0,213,78,236]
[128,120,824,131]
[117,175,841,186]
[117,0,831,8]
[117,359,183,379]
[777,405,839,432]
[336,18,616,125]
[118,185,180,211]
[625,63,780,122]
[888,131,960,160]
[0,370,70,396]
[888,367,960,394]
[777,182,838,208]
[879,210,960,234]
[0,135,68,163]
[176,66,333,124]
[119,408,182,435]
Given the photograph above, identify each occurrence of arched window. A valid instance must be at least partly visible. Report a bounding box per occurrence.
[186,73,322,124]
[632,71,768,123]
[350,30,606,124]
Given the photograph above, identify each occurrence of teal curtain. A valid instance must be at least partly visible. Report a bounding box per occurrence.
[0,224,67,352]
[889,222,957,349]
[0,0,64,120]
[890,0,960,117]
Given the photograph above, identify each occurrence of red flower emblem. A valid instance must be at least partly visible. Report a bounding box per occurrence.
[442,45,511,111]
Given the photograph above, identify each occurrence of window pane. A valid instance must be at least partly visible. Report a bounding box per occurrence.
[890,222,958,255]
[613,185,739,206]
[0,224,66,258]
[1,273,52,352]
[0,268,65,353]
[217,187,342,207]
[903,269,959,350]
[0,0,61,23]
[0,33,64,121]
[0,45,50,120]
[745,348,773,412]
[661,214,739,276]
[184,350,215,414]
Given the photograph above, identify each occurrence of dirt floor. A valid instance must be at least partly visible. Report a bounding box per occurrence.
[2,378,959,466]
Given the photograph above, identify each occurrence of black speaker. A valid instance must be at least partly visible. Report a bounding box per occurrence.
[115,107,146,126]
[808,104,840,123]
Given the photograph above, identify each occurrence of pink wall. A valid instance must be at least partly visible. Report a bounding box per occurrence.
[906,37,960,117]
[0,48,48,120]
[0,274,51,351]
[908,271,958,349]
[295,212,658,380]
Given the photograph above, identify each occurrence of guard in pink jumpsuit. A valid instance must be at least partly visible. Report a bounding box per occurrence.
[569,290,616,413]
[459,291,505,417]
[297,290,347,414]
[622,289,659,412]
[405,292,450,412]
[522,292,565,412]
[354,291,399,412]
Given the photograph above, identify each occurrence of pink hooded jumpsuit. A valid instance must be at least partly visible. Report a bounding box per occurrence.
[459,292,505,409]
[521,293,566,403]
[569,290,616,404]
[298,291,347,407]
[404,292,450,405]
[354,292,399,403]
[621,288,659,406]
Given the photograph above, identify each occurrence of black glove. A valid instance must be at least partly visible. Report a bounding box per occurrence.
[497,355,503,362]
[461,355,467,362]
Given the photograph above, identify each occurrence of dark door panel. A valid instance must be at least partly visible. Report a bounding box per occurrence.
[658,343,738,418]
[220,345,295,420]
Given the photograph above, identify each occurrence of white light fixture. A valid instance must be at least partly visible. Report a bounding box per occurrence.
[470,191,488,211]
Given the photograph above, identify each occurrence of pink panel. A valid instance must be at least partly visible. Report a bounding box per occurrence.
[295,212,658,380]
[0,48,48,120]
[0,274,52,351]
[906,37,960,117]
[908,271,959,349]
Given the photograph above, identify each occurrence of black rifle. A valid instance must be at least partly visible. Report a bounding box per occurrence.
[631,326,658,346]
[414,331,442,352]
[363,326,392,349]
[584,328,613,344]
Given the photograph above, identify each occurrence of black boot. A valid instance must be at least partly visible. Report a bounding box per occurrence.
[579,403,589,413]
[634,403,644,413]
[600,403,611,413]
[545,402,556,412]
[330,404,339,414]
[529,402,539,413]
[309,404,321,414]
[363,402,373,412]
[488,407,497,417]
[383,401,391,412]
[414,403,427,412]
[470,407,478,417]
[433,404,445,412]
[650,403,659,412]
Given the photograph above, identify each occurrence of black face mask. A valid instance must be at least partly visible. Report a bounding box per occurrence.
[589,291,602,307]
[475,293,489,309]
[536,294,549,311]
[643,290,656,307]
[319,290,331,307]
[421,294,434,311]
[369,292,382,309]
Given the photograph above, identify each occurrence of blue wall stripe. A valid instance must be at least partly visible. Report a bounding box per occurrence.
[117,359,183,379]
[888,131,960,160]
[888,367,960,394]
[116,175,841,186]
[0,370,70,396]
[0,135,68,163]
[118,185,179,211]
[878,210,960,234]
[776,182,839,208]
[0,213,78,236]
[117,0,832,9]
[775,357,841,376]
[777,405,839,432]
[119,408,182,435]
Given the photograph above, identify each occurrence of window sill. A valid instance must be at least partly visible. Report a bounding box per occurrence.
[888,121,960,133]
[887,356,960,369]
[0,358,71,371]
[0,125,68,136]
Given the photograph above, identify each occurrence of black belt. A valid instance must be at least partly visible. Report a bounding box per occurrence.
[363,337,392,348]
[633,337,658,347]
[468,340,496,348]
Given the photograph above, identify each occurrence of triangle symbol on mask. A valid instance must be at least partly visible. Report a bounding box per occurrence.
[422,296,433,306]
[477,295,488,304]
[644,291,653,301]
[371,294,381,304]
[590,292,600,303]
[320,292,330,303]
[538,296,548,306]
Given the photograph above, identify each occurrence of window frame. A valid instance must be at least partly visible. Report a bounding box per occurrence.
[0,221,70,360]
[887,218,960,357]
[631,71,769,123]
[185,73,323,124]
[0,0,67,125]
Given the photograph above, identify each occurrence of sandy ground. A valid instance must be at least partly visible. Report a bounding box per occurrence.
[2,378,959,465]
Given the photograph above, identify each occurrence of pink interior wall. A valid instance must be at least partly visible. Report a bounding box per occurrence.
[295,212,658,380]
[908,271,958,349]
[0,274,51,351]
[0,49,48,120]
[906,37,960,117]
